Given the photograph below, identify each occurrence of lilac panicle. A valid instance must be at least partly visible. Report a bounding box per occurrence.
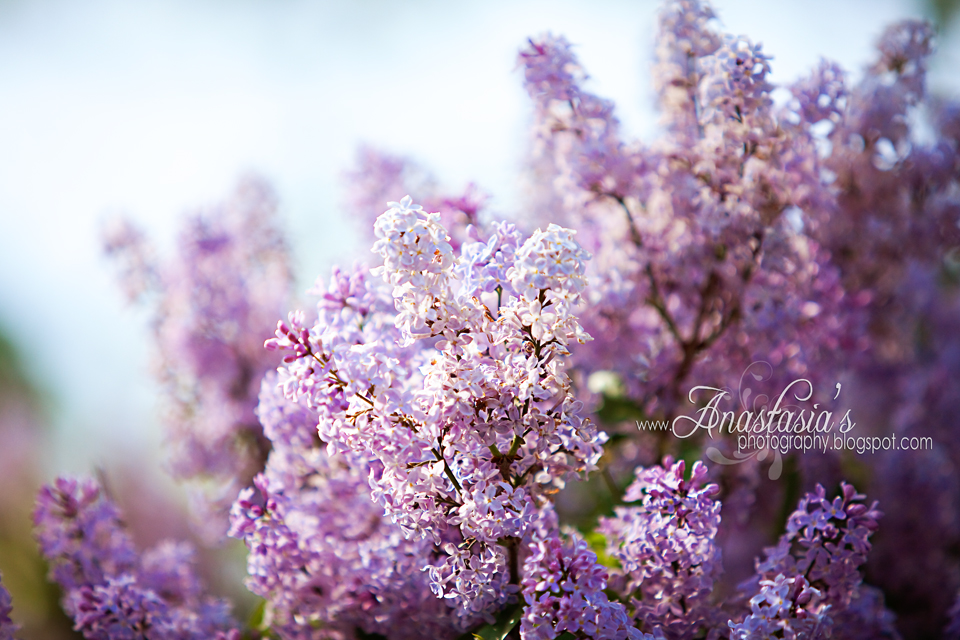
[103,176,293,539]
[800,17,960,634]
[34,476,138,592]
[518,3,849,425]
[653,0,721,135]
[0,573,18,640]
[66,575,234,640]
[599,458,723,639]
[34,476,238,640]
[512,16,957,636]
[268,196,606,616]
[731,483,893,639]
[521,508,648,640]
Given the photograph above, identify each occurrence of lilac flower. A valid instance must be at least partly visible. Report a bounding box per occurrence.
[521,509,648,640]
[732,483,893,638]
[229,376,464,639]
[34,477,137,592]
[268,198,606,616]
[698,34,773,125]
[653,0,721,135]
[802,18,960,634]
[457,221,525,299]
[790,60,847,126]
[345,146,489,251]
[599,458,723,639]
[34,477,238,640]
[728,573,830,640]
[519,3,849,427]
[0,574,18,640]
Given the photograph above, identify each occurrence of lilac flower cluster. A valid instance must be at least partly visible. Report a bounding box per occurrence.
[33,477,237,640]
[0,574,17,640]
[517,5,848,421]
[598,458,722,639]
[265,196,605,618]
[521,508,646,640]
[504,4,959,633]
[796,17,960,635]
[104,177,293,538]
[227,373,463,639]
[731,483,891,639]
[345,146,488,251]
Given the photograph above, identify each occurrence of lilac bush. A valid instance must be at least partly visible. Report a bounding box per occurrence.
[5,0,957,638]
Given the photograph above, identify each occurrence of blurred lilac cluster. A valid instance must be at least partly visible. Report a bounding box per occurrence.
[7,0,960,638]
[32,478,237,640]
[102,176,292,539]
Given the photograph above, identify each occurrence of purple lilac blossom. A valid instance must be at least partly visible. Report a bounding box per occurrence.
[0,574,17,640]
[521,507,648,640]
[518,6,849,427]
[598,458,723,639]
[731,483,895,639]
[33,477,237,640]
[228,373,465,639]
[266,197,606,618]
[803,18,960,636]
[509,7,960,634]
[345,146,489,251]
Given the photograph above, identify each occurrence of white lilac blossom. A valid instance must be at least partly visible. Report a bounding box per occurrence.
[33,477,238,640]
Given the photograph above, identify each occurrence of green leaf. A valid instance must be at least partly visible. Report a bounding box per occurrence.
[248,598,266,629]
[596,394,647,425]
[465,603,523,640]
[585,530,620,569]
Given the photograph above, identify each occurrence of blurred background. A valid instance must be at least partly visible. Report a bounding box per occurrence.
[0,0,957,636]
